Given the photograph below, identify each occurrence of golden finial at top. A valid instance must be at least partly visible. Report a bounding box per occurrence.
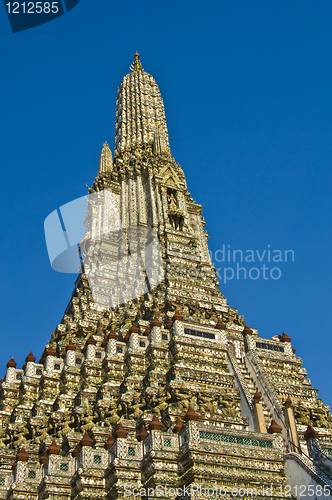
[130,52,144,72]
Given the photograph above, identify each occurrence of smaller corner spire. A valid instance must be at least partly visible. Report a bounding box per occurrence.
[130,52,144,73]
[99,141,113,174]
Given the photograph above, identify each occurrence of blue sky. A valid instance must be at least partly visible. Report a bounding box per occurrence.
[0,1,331,408]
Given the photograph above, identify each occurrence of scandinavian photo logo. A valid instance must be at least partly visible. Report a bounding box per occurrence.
[210,244,295,283]
[123,484,277,498]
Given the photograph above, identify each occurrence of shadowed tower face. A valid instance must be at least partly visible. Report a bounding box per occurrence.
[0,54,332,500]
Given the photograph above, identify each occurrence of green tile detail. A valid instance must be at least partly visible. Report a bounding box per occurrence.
[199,431,273,448]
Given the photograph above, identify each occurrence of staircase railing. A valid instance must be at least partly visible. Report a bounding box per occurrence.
[227,345,255,418]
[245,349,285,425]
[286,444,332,492]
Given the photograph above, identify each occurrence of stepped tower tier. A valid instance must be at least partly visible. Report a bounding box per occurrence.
[0,54,331,499]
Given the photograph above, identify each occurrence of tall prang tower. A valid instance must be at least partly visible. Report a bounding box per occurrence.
[0,53,332,500]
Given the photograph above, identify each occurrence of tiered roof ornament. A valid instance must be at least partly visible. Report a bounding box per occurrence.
[130,51,144,72]
[6,357,16,368]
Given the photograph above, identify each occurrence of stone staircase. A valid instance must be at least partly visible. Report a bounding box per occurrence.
[236,355,273,429]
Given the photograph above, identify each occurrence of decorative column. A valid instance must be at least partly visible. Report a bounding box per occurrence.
[149,317,162,345]
[214,317,227,344]
[63,340,76,367]
[77,432,94,468]
[83,336,97,361]
[45,439,61,475]
[253,389,267,433]
[170,310,184,339]
[113,422,128,459]
[280,331,293,355]
[148,414,163,451]
[13,447,29,483]
[25,351,36,377]
[124,323,140,343]
[183,406,200,451]
[284,396,300,452]
[5,357,17,383]
[102,330,118,357]
[128,329,140,350]
[242,324,254,352]
[39,440,71,500]
[44,346,56,372]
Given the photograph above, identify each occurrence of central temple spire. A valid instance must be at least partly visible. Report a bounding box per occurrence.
[114,53,170,155]
[87,54,222,310]
[0,54,332,500]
